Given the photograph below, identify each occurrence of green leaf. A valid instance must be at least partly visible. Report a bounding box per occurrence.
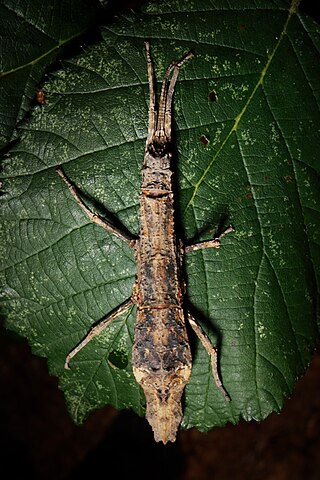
[1,0,319,433]
[0,0,102,148]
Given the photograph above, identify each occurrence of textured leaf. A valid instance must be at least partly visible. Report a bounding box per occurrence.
[0,0,101,148]
[1,0,319,433]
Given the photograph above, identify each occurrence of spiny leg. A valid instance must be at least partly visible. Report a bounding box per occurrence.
[185,225,235,253]
[187,312,230,401]
[163,50,194,140]
[56,166,136,248]
[65,297,134,369]
[144,41,159,145]
[186,225,233,399]
[144,41,193,144]
[158,51,194,142]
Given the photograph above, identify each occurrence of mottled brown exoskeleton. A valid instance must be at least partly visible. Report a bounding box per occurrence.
[57,42,233,443]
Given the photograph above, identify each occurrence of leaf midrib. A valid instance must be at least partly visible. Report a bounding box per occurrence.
[184,0,299,212]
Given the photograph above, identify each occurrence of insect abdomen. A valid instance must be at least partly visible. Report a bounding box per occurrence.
[132,162,192,442]
[132,307,192,443]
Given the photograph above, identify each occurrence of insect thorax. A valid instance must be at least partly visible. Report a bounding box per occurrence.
[142,151,173,193]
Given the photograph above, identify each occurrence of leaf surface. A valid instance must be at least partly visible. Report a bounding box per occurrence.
[1,0,319,432]
[0,0,101,148]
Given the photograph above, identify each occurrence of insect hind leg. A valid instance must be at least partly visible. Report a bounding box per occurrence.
[65,297,134,369]
[187,311,230,401]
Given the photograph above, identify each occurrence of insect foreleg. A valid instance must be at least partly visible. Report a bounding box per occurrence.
[56,166,136,248]
[144,41,193,145]
[64,297,134,369]
[144,41,157,145]
[187,311,230,401]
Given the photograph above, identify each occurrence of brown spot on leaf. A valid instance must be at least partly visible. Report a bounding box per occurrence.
[208,90,218,102]
[36,89,46,105]
[284,175,294,183]
[200,135,209,146]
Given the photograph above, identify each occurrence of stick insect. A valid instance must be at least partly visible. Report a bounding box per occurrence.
[57,42,234,443]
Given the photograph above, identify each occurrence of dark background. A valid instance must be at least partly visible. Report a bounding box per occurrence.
[1,1,319,479]
[0,329,319,480]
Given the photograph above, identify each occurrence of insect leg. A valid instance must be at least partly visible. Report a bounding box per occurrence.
[56,166,136,248]
[144,42,193,144]
[163,50,194,140]
[185,225,234,253]
[144,41,157,145]
[158,50,193,142]
[187,311,230,401]
[65,297,134,369]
